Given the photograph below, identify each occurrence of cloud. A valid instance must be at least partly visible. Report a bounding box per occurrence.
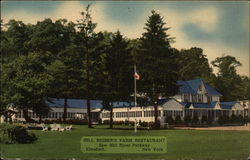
[189,7,219,32]
[51,1,84,22]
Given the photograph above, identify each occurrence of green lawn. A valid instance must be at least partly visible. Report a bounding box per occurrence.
[1,125,249,160]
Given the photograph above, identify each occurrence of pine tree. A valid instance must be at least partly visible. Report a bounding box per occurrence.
[136,10,178,127]
[77,5,97,128]
[102,31,133,128]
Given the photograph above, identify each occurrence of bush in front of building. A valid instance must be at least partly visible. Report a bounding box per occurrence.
[113,121,126,125]
[218,115,230,125]
[230,114,237,123]
[192,115,199,124]
[43,119,88,125]
[103,120,110,125]
[65,119,88,125]
[201,116,208,124]
[165,116,174,125]
[0,123,37,144]
[139,121,147,127]
[184,115,191,125]
[237,115,244,124]
[230,115,245,124]
[243,116,250,124]
[174,115,182,124]
[151,121,161,129]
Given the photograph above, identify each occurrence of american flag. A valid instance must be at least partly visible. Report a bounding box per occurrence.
[135,71,140,80]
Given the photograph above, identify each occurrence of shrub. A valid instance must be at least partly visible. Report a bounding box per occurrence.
[218,116,229,125]
[65,119,88,125]
[207,118,213,125]
[165,116,174,125]
[103,120,110,125]
[192,115,199,124]
[43,119,88,125]
[184,116,191,124]
[139,121,154,128]
[151,121,161,129]
[237,115,244,124]
[243,116,250,124]
[139,121,147,127]
[230,114,237,123]
[0,123,37,144]
[113,121,125,125]
[201,116,208,123]
[174,115,182,124]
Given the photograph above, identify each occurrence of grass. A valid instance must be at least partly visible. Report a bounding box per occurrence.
[1,125,249,160]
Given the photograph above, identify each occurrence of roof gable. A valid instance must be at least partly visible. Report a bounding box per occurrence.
[177,78,222,96]
[220,101,243,110]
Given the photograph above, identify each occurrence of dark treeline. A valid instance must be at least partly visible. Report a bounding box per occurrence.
[1,6,249,127]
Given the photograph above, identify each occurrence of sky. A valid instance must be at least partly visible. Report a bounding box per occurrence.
[1,1,249,76]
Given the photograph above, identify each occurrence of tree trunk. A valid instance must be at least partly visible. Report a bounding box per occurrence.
[154,105,158,124]
[154,94,159,127]
[63,98,68,123]
[23,108,31,122]
[9,113,13,124]
[4,114,8,122]
[87,99,92,128]
[109,105,113,129]
[23,108,36,123]
[39,115,42,123]
[86,39,92,128]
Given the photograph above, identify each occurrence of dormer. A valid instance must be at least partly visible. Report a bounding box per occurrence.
[197,81,207,94]
[177,78,222,103]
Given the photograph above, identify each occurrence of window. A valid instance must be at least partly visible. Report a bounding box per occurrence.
[207,96,212,103]
[198,94,203,103]
[192,94,196,103]
[199,85,202,92]
[184,94,190,102]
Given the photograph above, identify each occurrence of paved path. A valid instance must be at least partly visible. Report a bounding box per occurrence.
[175,123,250,131]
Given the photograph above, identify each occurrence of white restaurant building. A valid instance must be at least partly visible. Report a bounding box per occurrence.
[1,79,246,124]
[100,79,245,123]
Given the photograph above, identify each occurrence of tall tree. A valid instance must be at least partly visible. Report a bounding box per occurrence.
[77,5,97,128]
[26,18,70,56]
[177,47,214,82]
[6,52,53,122]
[47,45,84,122]
[102,31,133,128]
[1,20,30,63]
[46,21,84,122]
[211,55,242,101]
[135,10,178,127]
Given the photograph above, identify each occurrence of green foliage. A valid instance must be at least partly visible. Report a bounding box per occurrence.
[102,31,133,101]
[0,123,37,144]
[177,47,213,82]
[229,114,244,123]
[237,115,244,124]
[165,116,174,125]
[218,116,230,125]
[192,115,199,124]
[135,10,179,126]
[136,10,178,100]
[211,55,249,101]
[26,18,71,55]
[201,115,208,123]
[174,115,182,124]
[6,52,53,120]
[212,56,241,77]
[1,20,30,60]
[184,115,191,124]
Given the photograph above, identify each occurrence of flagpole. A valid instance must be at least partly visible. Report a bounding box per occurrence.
[134,64,137,107]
